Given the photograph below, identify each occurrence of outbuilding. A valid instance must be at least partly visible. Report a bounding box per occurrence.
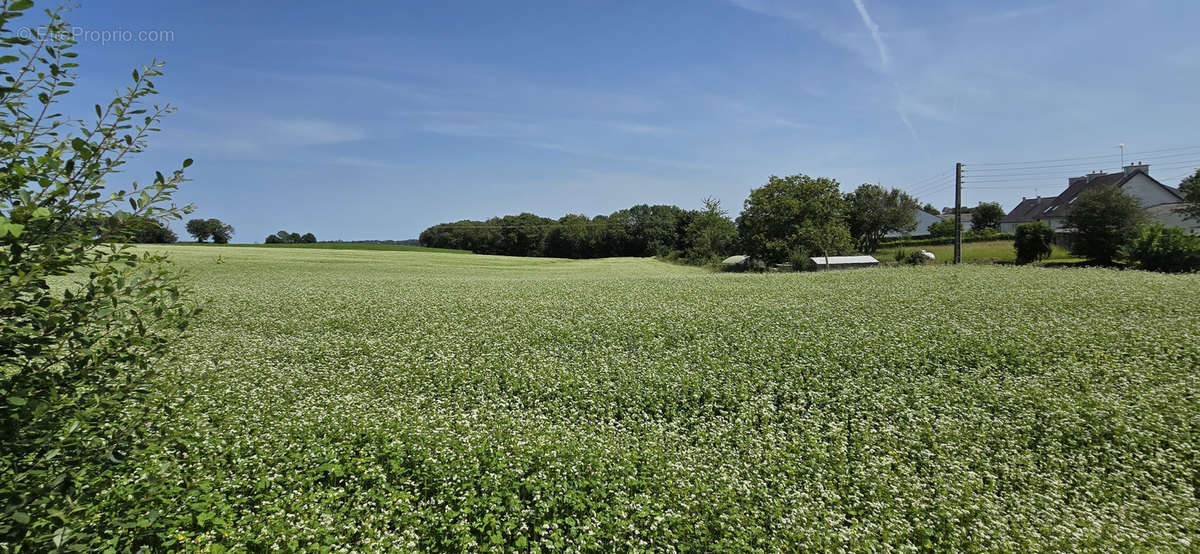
[809,255,879,270]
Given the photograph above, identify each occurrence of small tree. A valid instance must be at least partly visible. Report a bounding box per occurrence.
[1123,223,1200,273]
[1014,221,1054,265]
[921,203,939,216]
[972,202,1005,231]
[265,233,282,244]
[0,4,199,548]
[1065,185,1145,263]
[301,232,317,243]
[186,217,211,242]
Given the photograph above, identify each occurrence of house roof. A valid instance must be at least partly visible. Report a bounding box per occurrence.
[1039,168,1183,219]
[1002,196,1056,223]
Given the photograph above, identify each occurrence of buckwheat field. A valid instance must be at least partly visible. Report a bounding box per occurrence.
[114,245,1197,551]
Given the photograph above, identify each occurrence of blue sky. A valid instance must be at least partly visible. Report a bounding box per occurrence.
[55,0,1200,241]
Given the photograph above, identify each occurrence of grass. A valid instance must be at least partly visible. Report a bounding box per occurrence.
[114,245,1197,551]
[177,241,472,254]
[874,239,1079,264]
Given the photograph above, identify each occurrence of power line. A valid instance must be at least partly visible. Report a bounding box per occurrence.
[967,145,1200,167]
[964,148,1200,173]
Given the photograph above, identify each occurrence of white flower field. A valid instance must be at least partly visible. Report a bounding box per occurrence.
[117,245,1198,551]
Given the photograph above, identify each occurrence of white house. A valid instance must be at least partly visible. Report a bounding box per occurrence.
[1000,163,1192,233]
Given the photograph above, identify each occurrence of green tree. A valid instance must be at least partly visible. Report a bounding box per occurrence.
[0,4,199,548]
[927,219,958,238]
[684,197,737,261]
[971,201,1005,231]
[844,184,918,253]
[921,202,939,216]
[125,216,178,243]
[1178,169,1200,222]
[301,232,316,243]
[736,174,851,264]
[1065,185,1146,263]
[206,218,233,244]
[185,217,211,242]
[1013,221,1055,265]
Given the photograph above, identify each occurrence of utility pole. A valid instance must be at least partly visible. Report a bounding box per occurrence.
[954,162,962,264]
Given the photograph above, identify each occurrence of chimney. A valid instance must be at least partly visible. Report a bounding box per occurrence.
[1123,161,1149,176]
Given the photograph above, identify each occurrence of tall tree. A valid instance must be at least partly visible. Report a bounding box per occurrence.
[1065,185,1146,263]
[736,174,851,264]
[972,201,1005,231]
[844,184,919,253]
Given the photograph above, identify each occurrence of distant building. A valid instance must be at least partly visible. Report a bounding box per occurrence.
[885,209,944,238]
[809,255,879,270]
[1000,196,1056,233]
[1000,163,1196,234]
[940,211,972,230]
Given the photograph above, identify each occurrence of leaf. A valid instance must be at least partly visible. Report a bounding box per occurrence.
[52,527,69,548]
[7,396,27,406]
[0,55,19,64]
[9,0,33,10]
[182,158,193,168]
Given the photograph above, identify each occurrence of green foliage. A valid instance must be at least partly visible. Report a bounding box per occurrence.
[971,201,1005,231]
[844,183,919,253]
[1178,169,1200,222]
[1065,185,1146,263]
[422,201,735,264]
[921,202,939,216]
[683,197,737,263]
[736,174,851,264]
[926,219,958,238]
[1013,222,1055,265]
[186,218,233,243]
[265,229,315,244]
[1122,223,1200,273]
[0,4,198,550]
[119,245,1200,551]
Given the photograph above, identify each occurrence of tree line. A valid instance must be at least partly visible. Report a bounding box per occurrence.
[420,175,952,265]
[265,230,317,244]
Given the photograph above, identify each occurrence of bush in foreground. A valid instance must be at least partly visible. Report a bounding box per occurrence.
[0,4,198,549]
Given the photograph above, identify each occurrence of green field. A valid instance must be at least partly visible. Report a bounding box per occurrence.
[115,246,1197,551]
[875,239,1078,264]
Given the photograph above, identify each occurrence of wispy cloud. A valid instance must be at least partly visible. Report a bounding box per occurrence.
[851,0,891,71]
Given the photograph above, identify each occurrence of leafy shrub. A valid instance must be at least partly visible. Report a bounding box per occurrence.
[0,4,198,550]
[1123,223,1200,273]
[1014,222,1055,265]
[905,250,928,265]
[926,219,957,238]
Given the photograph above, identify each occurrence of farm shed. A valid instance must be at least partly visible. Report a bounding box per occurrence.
[809,255,879,270]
